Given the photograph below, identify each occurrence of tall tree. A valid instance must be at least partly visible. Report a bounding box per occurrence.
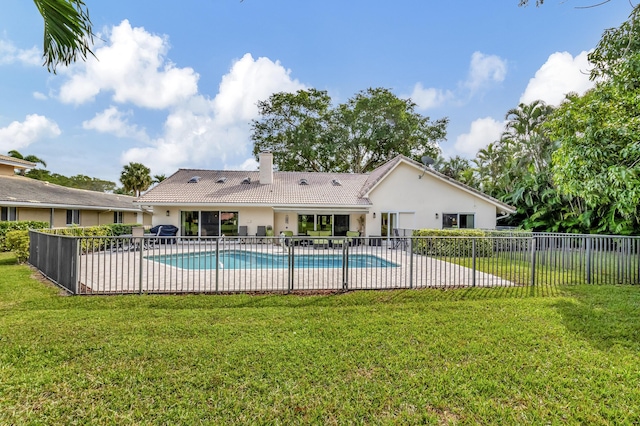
[251,88,447,173]
[502,100,556,174]
[33,0,94,73]
[120,162,152,197]
[252,89,336,172]
[548,5,640,234]
[332,88,447,173]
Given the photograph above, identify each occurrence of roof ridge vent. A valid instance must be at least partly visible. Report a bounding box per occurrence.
[332,179,342,186]
[241,177,251,184]
[188,176,201,183]
[216,177,227,183]
[299,178,309,185]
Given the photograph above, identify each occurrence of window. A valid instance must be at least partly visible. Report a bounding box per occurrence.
[298,214,314,235]
[442,213,475,229]
[297,214,350,236]
[181,210,239,237]
[66,209,80,225]
[1,207,17,221]
[114,211,124,224]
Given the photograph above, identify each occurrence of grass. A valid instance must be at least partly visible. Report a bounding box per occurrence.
[1,252,640,424]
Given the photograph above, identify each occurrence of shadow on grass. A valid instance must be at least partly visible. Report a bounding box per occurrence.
[0,254,17,266]
[553,285,640,350]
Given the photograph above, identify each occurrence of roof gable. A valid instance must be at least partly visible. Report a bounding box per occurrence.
[362,155,516,214]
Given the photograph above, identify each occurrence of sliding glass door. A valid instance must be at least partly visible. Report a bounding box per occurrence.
[180,210,238,237]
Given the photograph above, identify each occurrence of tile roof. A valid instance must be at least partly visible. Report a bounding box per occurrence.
[0,174,140,211]
[138,169,372,207]
[138,154,515,214]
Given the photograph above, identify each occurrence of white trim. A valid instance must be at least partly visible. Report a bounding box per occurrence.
[0,201,141,212]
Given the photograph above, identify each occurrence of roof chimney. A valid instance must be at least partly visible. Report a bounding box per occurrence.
[259,152,273,184]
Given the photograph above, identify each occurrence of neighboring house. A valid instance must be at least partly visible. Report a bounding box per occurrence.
[136,152,515,238]
[0,154,150,227]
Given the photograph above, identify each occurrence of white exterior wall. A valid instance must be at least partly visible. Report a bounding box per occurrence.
[367,162,499,235]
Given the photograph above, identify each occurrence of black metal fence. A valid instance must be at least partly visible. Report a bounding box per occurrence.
[28,231,640,295]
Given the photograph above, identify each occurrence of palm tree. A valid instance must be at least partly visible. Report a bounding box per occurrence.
[33,0,94,73]
[8,150,47,175]
[502,100,555,173]
[120,162,152,197]
[152,174,167,184]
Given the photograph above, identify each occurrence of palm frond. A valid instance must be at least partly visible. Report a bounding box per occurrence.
[33,0,95,73]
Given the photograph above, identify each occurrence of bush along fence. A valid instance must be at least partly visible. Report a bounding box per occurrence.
[27,229,640,295]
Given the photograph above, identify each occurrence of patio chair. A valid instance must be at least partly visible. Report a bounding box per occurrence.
[256,225,266,243]
[238,225,248,243]
[392,228,408,250]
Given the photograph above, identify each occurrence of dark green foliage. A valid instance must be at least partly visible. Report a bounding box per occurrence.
[34,0,94,73]
[412,229,494,257]
[120,162,152,197]
[547,6,640,234]
[25,169,116,192]
[0,221,49,252]
[5,230,30,262]
[251,88,447,173]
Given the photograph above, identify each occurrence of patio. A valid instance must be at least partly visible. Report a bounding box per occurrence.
[75,237,514,294]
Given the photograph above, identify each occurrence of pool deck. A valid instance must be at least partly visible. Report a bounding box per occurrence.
[76,239,515,294]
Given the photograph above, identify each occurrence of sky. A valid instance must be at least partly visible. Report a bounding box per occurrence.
[0,1,633,184]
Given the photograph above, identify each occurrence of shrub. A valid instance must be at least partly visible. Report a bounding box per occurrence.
[0,221,49,252]
[5,230,30,262]
[412,229,494,257]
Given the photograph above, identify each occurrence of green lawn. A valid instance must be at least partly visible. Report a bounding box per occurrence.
[1,252,639,424]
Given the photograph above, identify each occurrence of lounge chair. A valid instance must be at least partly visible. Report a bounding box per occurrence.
[238,225,248,243]
[392,228,408,250]
[256,226,266,243]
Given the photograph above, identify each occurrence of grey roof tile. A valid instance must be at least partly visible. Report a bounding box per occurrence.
[0,175,140,210]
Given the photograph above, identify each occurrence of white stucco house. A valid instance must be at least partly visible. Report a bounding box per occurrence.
[137,153,515,239]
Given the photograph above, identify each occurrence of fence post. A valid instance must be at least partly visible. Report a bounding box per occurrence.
[472,238,476,288]
[585,236,592,285]
[72,237,80,295]
[342,242,349,291]
[530,237,537,286]
[215,238,219,292]
[409,237,413,289]
[138,236,144,295]
[289,243,295,292]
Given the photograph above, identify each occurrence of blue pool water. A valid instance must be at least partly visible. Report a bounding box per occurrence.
[146,250,399,270]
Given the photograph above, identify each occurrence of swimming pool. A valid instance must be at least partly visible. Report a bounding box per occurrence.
[146,250,399,270]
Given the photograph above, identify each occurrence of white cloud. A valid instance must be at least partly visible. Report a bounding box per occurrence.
[0,39,40,66]
[59,20,199,108]
[121,54,306,175]
[226,157,259,171]
[520,51,594,106]
[453,117,504,157]
[408,83,453,110]
[464,52,507,93]
[83,106,149,141]
[0,114,61,151]
[33,92,48,100]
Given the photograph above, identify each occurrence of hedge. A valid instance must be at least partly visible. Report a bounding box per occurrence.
[5,230,30,262]
[411,229,494,257]
[0,221,49,252]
